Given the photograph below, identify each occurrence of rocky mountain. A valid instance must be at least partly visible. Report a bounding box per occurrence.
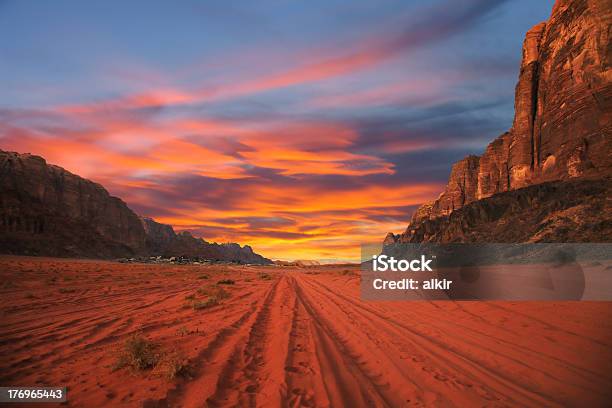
[140,217,271,264]
[388,0,611,244]
[274,259,321,267]
[0,150,271,263]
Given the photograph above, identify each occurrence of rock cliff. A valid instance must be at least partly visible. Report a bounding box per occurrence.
[389,0,611,243]
[391,178,611,243]
[0,150,147,258]
[0,150,271,263]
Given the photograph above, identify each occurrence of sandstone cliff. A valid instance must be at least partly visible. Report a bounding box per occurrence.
[390,0,611,243]
[0,150,146,258]
[0,150,271,263]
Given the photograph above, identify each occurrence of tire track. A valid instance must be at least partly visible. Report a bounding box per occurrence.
[152,278,282,407]
[305,274,611,398]
[295,273,558,407]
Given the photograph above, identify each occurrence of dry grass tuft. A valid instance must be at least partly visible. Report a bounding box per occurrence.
[153,351,190,380]
[113,334,158,371]
[217,279,235,285]
[192,297,219,310]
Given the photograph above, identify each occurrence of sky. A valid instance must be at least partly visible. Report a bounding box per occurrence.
[0,0,554,261]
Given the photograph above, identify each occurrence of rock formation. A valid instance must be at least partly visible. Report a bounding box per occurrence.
[391,178,611,243]
[0,151,146,258]
[141,217,271,264]
[141,216,176,254]
[0,150,271,263]
[274,259,322,267]
[389,0,611,243]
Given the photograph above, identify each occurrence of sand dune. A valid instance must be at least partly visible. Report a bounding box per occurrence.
[1,257,611,407]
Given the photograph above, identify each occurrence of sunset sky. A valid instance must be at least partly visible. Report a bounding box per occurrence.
[0,0,554,261]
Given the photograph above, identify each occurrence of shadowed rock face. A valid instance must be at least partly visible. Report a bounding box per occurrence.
[0,151,147,258]
[140,217,176,254]
[0,150,271,263]
[140,217,272,264]
[392,0,612,243]
[392,178,611,243]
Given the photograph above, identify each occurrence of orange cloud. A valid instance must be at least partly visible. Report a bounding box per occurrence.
[1,104,448,262]
[151,182,441,261]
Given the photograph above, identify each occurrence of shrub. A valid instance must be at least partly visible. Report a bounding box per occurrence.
[113,334,158,371]
[197,286,230,300]
[197,274,210,280]
[192,297,219,310]
[258,273,272,280]
[217,279,235,285]
[154,352,189,380]
[212,286,230,300]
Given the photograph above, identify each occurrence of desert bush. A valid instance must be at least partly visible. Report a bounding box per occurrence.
[186,285,231,310]
[197,274,210,280]
[113,334,158,371]
[258,273,272,280]
[184,294,196,301]
[192,296,219,310]
[197,286,230,299]
[113,334,189,380]
[217,279,235,285]
[212,286,230,300]
[153,351,189,380]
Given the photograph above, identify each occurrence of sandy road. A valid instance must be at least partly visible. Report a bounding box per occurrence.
[1,257,611,407]
[158,272,612,407]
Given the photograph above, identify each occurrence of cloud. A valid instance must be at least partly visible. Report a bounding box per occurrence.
[0,0,516,261]
[45,0,508,116]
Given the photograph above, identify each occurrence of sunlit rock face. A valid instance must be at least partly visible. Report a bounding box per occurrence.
[530,0,611,183]
[416,0,610,220]
[427,156,480,218]
[392,0,611,243]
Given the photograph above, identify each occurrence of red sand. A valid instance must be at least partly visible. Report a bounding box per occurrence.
[1,256,611,407]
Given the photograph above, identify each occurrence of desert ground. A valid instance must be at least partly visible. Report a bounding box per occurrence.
[1,256,611,407]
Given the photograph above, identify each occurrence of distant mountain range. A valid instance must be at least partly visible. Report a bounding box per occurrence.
[273,259,321,267]
[0,150,271,264]
[387,0,611,244]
